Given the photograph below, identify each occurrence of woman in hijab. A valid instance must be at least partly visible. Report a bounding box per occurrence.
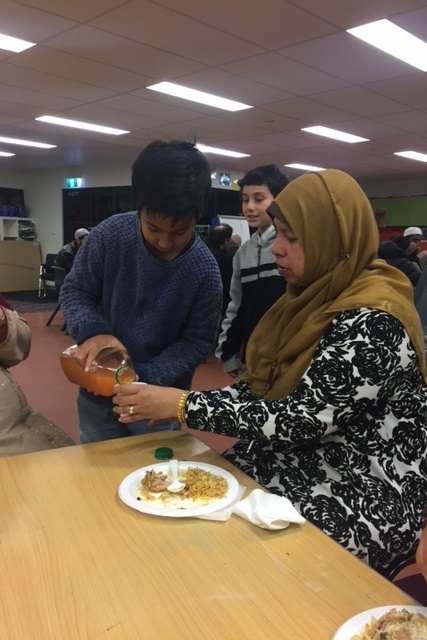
[112,170,427,570]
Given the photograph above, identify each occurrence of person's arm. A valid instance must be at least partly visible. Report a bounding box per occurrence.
[215,249,245,375]
[0,307,31,368]
[112,378,248,424]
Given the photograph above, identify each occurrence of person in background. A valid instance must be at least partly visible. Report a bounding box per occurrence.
[60,139,222,443]
[55,228,89,273]
[403,226,423,267]
[216,164,289,377]
[205,224,234,315]
[378,236,421,286]
[113,169,427,572]
[228,234,242,256]
[0,294,74,456]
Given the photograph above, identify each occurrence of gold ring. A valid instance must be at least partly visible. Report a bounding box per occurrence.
[128,405,135,416]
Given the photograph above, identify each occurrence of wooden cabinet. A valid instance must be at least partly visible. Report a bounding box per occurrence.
[0,240,41,291]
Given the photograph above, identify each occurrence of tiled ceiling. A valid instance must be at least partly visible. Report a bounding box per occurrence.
[2,0,427,180]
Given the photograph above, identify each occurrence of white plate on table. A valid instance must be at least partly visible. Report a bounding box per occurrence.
[332,605,427,639]
[118,461,240,518]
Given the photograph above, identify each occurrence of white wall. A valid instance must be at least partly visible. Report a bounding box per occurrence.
[19,163,132,258]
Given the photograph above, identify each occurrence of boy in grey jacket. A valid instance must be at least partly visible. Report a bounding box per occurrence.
[216,164,288,376]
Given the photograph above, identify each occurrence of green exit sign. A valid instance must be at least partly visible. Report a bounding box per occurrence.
[65,177,83,188]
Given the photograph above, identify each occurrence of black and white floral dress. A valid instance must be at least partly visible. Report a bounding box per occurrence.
[186,308,427,568]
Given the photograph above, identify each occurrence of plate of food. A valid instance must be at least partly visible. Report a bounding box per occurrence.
[118,460,240,518]
[332,605,427,639]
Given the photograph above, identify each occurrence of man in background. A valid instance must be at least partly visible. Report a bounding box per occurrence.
[55,228,89,273]
[403,226,423,267]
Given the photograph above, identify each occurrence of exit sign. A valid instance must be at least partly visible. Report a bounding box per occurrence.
[65,177,83,188]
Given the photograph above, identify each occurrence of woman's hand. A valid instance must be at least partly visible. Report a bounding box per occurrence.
[72,335,128,371]
[416,525,427,581]
[112,383,184,425]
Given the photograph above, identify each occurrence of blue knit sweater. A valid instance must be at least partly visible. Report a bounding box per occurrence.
[60,212,222,402]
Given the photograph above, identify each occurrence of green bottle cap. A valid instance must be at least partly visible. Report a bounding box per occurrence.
[154,447,174,460]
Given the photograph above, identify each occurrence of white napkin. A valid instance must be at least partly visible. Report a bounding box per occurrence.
[198,487,305,530]
[232,489,305,530]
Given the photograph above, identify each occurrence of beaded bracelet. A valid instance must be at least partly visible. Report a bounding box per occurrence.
[176,391,189,423]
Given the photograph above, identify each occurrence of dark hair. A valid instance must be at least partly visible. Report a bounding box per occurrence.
[132,140,211,222]
[237,164,289,198]
[392,236,412,252]
[208,224,233,246]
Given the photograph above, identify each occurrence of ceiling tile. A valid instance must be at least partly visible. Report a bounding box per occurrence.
[13,0,128,21]
[280,32,417,84]
[152,0,338,49]
[220,52,350,95]
[89,0,264,65]
[44,26,206,77]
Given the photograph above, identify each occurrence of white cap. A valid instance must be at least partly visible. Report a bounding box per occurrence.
[74,228,89,240]
[403,226,422,237]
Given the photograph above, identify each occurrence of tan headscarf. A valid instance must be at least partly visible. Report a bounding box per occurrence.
[245,169,426,400]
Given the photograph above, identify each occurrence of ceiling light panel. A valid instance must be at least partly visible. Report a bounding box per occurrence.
[36,116,129,135]
[0,33,35,53]
[147,82,253,112]
[285,163,326,171]
[394,150,427,163]
[0,136,56,149]
[301,126,369,143]
[0,151,15,157]
[196,143,250,158]
[347,19,427,72]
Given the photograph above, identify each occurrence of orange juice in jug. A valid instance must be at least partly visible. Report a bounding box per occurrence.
[60,346,136,396]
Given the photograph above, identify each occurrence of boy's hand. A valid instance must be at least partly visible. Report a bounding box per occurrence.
[72,335,128,371]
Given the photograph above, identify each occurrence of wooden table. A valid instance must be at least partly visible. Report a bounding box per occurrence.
[0,431,415,639]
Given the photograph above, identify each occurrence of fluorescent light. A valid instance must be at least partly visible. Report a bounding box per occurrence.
[0,136,56,149]
[196,143,250,158]
[35,115,129,135]
[147,81,252,112]
[0,151,15,157]
[347,19,427,72]
[0,33,35,53]
[302,126,369,143]
[285,163,326,171]
[394,150,427,163]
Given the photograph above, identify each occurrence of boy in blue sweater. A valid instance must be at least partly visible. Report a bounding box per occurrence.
[60,140,222,443]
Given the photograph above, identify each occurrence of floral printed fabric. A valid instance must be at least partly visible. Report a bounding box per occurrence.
[186,308,427,568]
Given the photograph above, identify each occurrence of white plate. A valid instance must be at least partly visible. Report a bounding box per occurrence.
[332,605,427,639]
[118,461,240,518]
